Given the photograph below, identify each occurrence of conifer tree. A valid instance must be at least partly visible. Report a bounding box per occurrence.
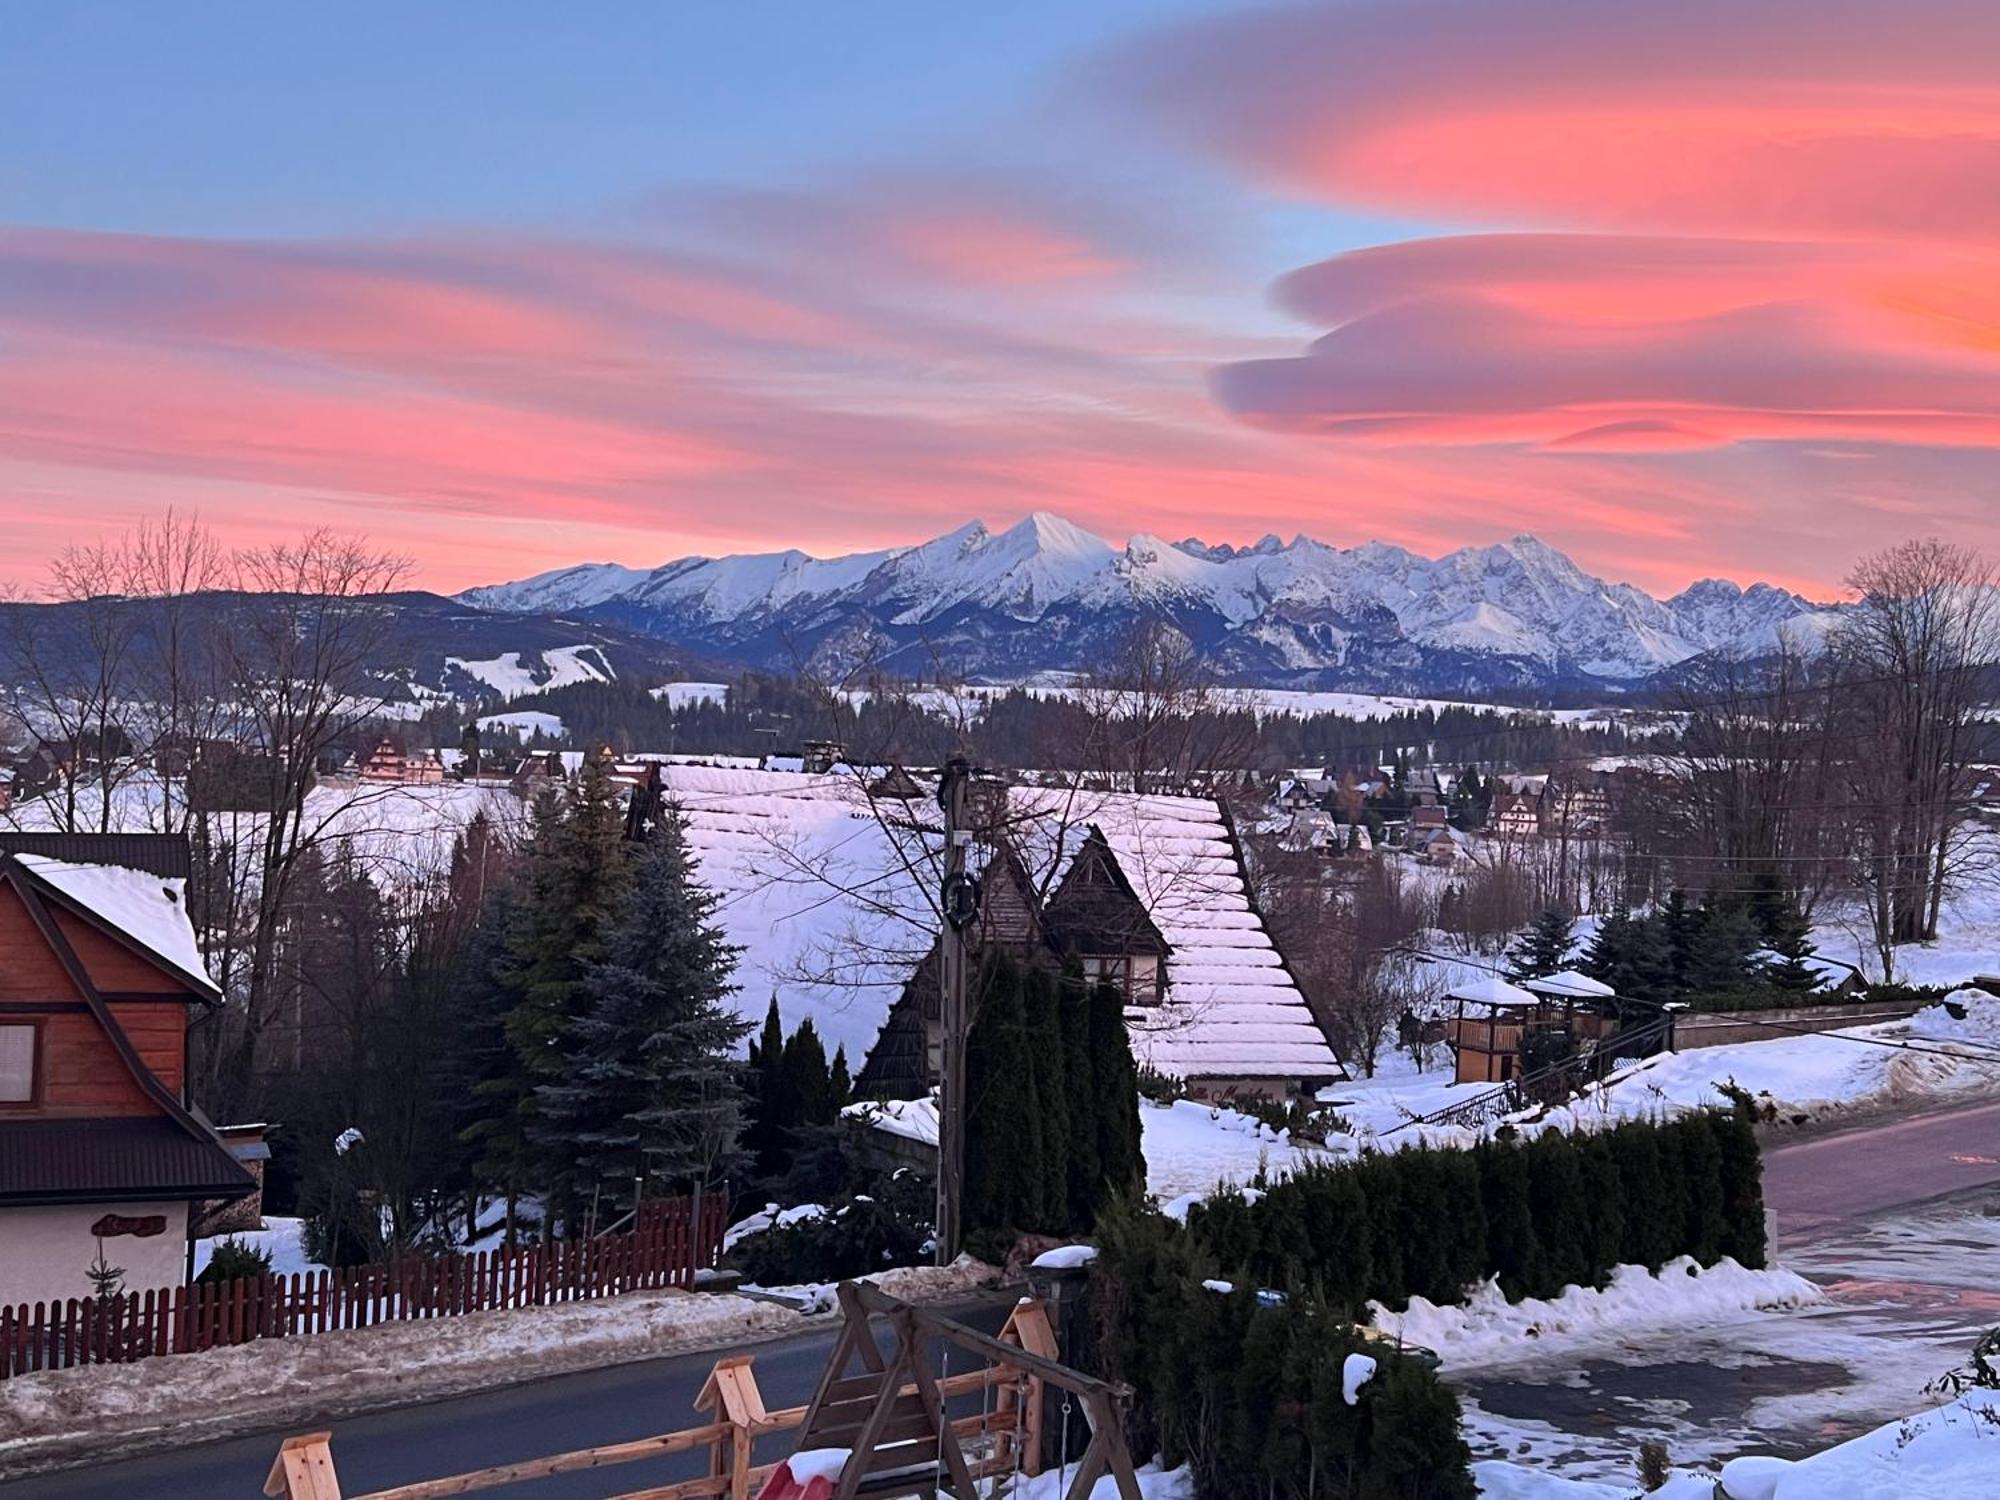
[1580,909,1631,988]
[1609,1121,1677,1270]
[484,761,632,1227]
[1523,1132,1592,1296]
[1475,1138,1538,1300]
[829,1046,853,1111]
[781,1019,833,1132]
[1711,1099,1768,1269]
[1686,903,1759,994]
[744,998,791,1181]
[1059,969,1102,1227]
[1762,901,1824,993]
[1573,1131,1627,1280]
[1662,889,1703,993]
[1506,908,1575,981]
[1673,1115,1728,1265]
[1086,978,1144,1204]
[1021,965,1074,1234]
[964,957,1045,1237]
[534,812,749,1215]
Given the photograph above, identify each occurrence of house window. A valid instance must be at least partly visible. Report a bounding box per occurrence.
[1079,954,1163,1006]
[0,1022,38,1105]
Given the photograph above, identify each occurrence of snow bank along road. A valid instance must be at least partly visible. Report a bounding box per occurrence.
[1761,1095,2000,1241]
[0,1296,1016,1498]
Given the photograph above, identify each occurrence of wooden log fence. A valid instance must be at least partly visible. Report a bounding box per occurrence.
[0,1192,726,1380]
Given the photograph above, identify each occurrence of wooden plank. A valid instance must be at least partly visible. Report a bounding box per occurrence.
[335,1422,731,1499]
[901,1311,980,1500]
[264,1432,343,1500]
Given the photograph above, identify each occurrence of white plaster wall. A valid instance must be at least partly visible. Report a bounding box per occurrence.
[0,1201,188,1308]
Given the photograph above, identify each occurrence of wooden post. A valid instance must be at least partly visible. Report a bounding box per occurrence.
[263,1431,342,1500]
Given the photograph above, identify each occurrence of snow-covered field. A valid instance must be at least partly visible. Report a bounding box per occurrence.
[446,644,612,698]
[477,708,565,740]
[2,773,529,894]
[651,680,732,709]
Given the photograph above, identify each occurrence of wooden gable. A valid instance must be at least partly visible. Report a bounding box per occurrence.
[1041,827,1169,959]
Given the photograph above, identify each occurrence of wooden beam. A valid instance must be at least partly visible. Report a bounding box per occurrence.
[341,1423,730,1499]
[264,1433,342,1500]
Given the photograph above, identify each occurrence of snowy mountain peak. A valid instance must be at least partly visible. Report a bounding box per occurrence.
[459,512,1825,688]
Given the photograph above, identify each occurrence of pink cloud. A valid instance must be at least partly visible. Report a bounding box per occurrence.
[1112,0,2000,239]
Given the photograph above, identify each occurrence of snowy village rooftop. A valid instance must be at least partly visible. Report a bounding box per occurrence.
[656,764,1340,1087]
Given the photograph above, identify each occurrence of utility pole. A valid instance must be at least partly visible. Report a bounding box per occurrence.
[935,756,977,1264]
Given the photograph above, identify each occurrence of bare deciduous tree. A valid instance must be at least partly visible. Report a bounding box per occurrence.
[1833,539,2000,979]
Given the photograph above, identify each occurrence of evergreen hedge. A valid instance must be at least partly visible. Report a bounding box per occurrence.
[1092,1201,1477,1500]
[1183,1106,1765,1315]
[963,954,1143,1251]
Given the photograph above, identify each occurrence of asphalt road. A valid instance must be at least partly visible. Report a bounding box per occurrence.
[0,1298,1016,1500]
[1761,1095,2000,1243]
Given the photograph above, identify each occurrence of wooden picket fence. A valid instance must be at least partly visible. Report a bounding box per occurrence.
[0,1193,727,1380]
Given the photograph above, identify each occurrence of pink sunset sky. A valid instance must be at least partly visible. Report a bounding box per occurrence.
[5,1,1998,598]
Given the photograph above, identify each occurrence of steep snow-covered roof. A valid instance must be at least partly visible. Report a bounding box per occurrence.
[661,766,1341,1083]
[660,765,938,1065]
[13,854,215,996]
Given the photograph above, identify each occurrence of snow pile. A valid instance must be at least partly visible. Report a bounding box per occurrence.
[844,1095,939,1147]
[723,1202,827,1252]
[1030,1244,1099,1270]
[1369,1258,1824,1368]
[746,1255,999,1315]
[1139,1098,1328,1202]
[1341,1353,1377,1406]
[1719,1389,2000,1499]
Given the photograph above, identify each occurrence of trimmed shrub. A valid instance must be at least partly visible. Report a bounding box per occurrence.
[1092,1199,1477,1500]
[197,1237,274,1285]
[1182,1111,1757,1315]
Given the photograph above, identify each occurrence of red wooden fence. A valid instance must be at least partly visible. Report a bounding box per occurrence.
[0,1193,727,1379]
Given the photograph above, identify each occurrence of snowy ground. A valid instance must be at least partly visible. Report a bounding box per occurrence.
[1547,988,2000,1132]
[192,1216,324,1279]
[1446,1184,2000,1493]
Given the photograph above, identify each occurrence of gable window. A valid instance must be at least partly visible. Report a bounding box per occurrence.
[0,1022,38,1106]
[1079,953,1163,1006]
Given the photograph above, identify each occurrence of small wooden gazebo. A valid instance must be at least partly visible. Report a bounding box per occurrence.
[1445,975,1543,1084]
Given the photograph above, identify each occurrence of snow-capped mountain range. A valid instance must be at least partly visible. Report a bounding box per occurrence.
[459,512,1838,694]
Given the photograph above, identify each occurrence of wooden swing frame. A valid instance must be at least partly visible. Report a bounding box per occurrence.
[263,1282,1140,1500]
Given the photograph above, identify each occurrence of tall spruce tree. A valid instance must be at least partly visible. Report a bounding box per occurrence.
[1506,909,1575,981]
[534,813,749,1217]
[1686,903,1759,994]
[484,759,632,1228]
[1762,902,1824,993]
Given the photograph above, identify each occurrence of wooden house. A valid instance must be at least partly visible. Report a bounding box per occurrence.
[0,833,253,1309]
[657,766,1344,1106]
